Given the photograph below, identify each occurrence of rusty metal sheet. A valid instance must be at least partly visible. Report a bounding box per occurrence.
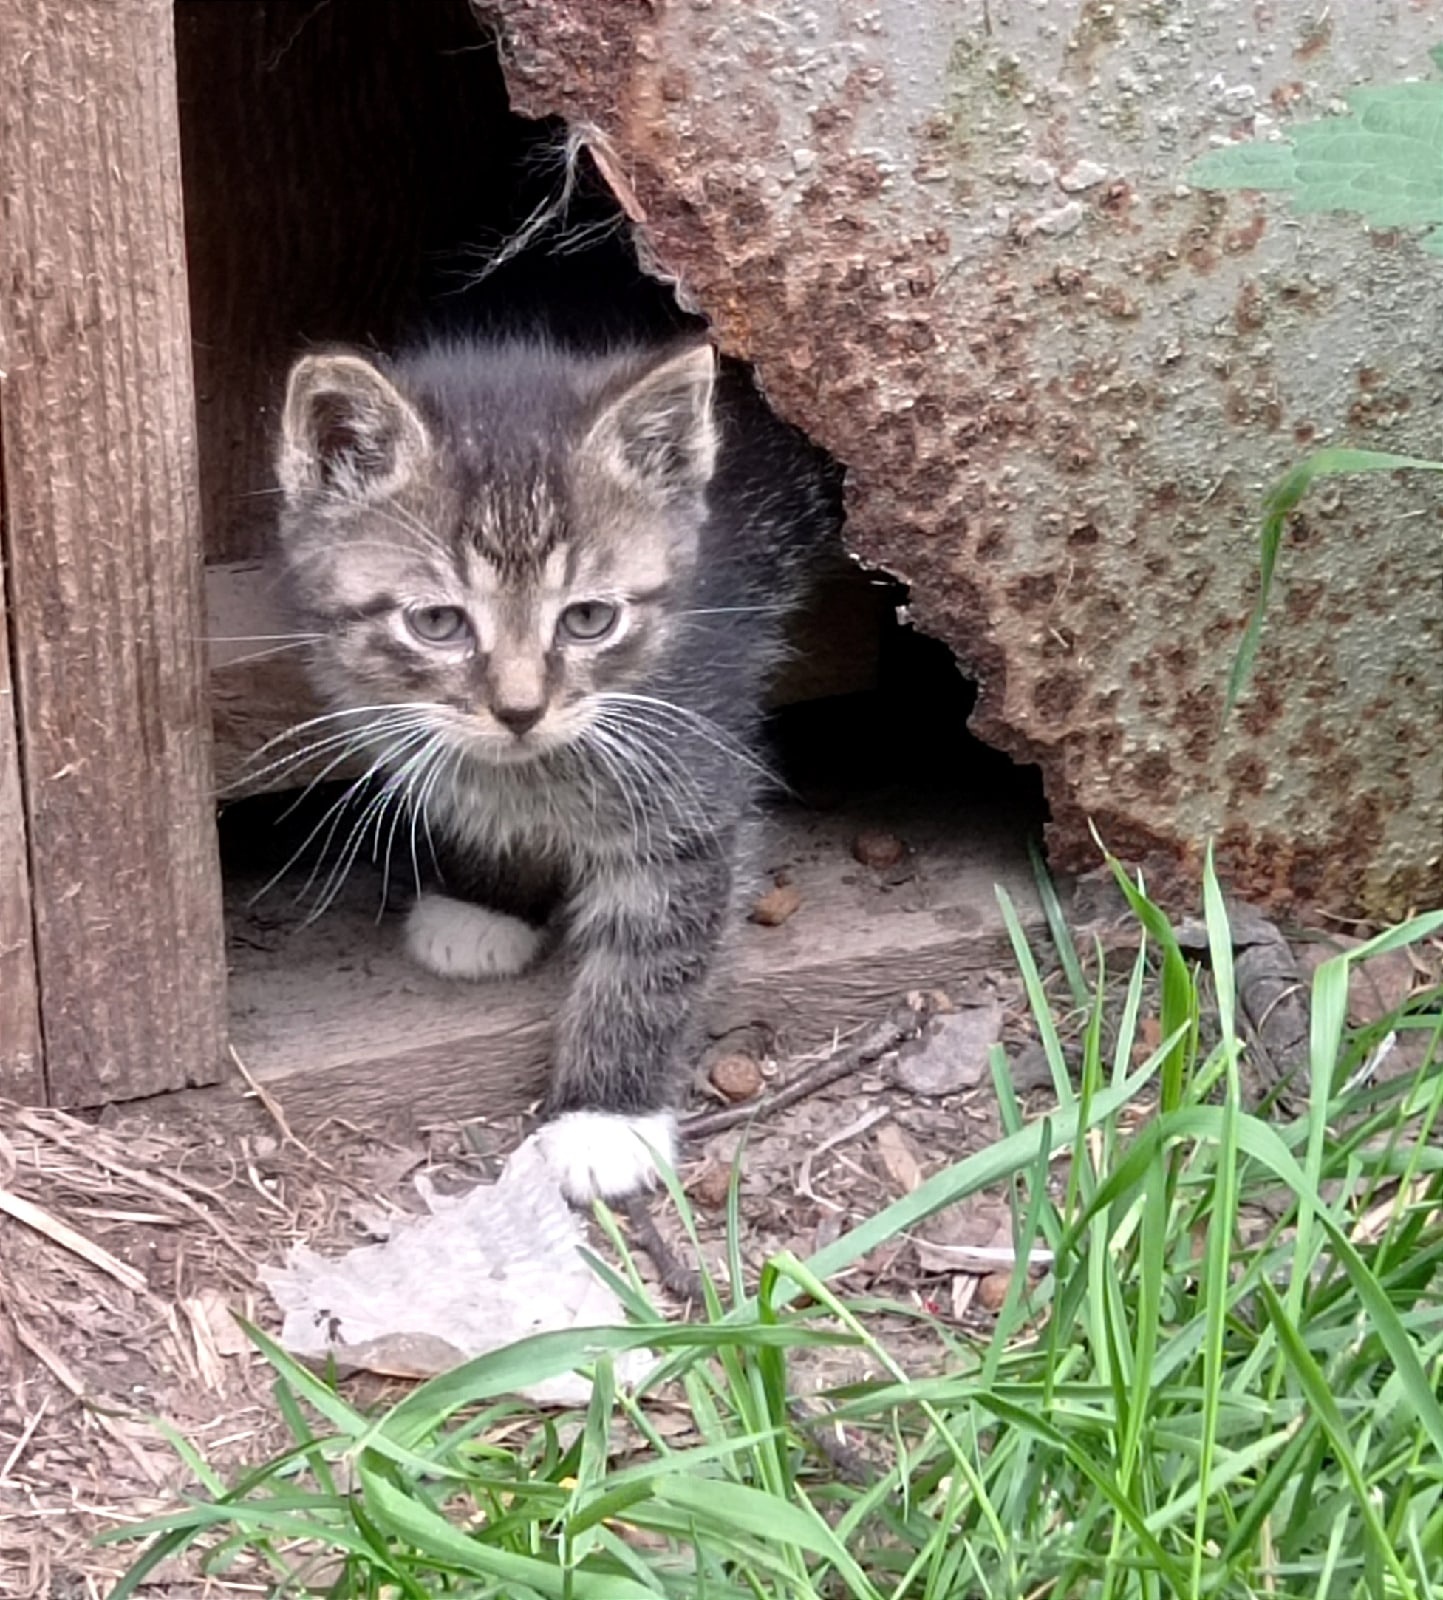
[488,0,1443,917]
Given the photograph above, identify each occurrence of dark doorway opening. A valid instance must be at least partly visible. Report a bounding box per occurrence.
[177,0,1045,1124]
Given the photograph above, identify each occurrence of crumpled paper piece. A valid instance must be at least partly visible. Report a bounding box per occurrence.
[261,1135,651,1406]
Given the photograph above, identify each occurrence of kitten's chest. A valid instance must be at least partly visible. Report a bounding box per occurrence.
[429,758,618,865]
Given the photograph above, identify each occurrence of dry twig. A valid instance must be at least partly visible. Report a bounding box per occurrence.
[10,1106,252,1264]
[228,1043,335,1173]
[681,999,935,1142]
[0,1187,150,1298]
[6,1311,166,1489]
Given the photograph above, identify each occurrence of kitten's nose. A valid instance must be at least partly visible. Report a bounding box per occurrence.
[493,701,545,737]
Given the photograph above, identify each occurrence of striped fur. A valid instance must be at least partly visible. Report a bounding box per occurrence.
[275,334,840,1190]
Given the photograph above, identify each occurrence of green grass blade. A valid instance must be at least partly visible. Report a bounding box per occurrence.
[1029,838,1090,1011]
[652,1476,884,1599]
[1192,852,1244,1595]
[1102,849,1196,1113]
[998,884,1075,1105]
[968,1393,1193,1591]
[1226,449,1443,715]
[1167,1105,1443,1459]
[799,1057,1161,1296]
[1256,1280,1419,1599]
[360,1465,664,1598]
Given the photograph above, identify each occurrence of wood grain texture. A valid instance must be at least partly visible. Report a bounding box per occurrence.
[174,0,524,565]
[228,803,1036,1128]
[0,544,43,1101]
[0,0,226,1104]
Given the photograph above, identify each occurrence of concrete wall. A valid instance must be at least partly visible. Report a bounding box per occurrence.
[492,0,1442,915]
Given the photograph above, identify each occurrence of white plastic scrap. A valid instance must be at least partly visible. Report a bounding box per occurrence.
[261,1134,653,1406]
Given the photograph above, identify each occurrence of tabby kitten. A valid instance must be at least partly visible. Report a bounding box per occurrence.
[275,335,840,1201]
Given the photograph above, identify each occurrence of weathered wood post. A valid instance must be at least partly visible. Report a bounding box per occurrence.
[0,0,226,1103]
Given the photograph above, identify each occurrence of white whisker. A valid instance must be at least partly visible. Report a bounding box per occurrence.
[244,702,451,763]
[274,717,435,824]
[204,633,324,643]
[591,715,716,844]
[248,727,433,909]
[579,727,653,855]
[596,691,786,795]
[304,731,445,922]
[377,734,451,920]
[677,605,789,617]
[408,738,460,903]
[208,639,319,668]
[228,709,435,797]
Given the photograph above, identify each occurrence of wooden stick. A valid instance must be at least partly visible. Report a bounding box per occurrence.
[7,1310,166,1488]
[228,1043,335,1173]
[0,1185,150,1297]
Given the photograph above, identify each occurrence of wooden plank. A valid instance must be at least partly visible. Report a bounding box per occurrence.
[228,802,1038,1128]
[0,0,226,1104]
[0,536,44,1101]
[175,0,444,565]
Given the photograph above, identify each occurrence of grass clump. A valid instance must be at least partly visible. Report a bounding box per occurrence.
[105,853,1443,1598]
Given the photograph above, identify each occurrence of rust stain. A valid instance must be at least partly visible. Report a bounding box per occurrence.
[1295,14,1334,59]
[489,0,1443,917]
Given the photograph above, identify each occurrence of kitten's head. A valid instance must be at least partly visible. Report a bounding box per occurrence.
[275,339,718,763]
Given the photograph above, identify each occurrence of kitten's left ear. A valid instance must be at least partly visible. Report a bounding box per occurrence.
[584,341,718,498]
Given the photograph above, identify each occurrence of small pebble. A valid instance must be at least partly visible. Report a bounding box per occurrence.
[1058,159,1108,192]
[750,882,802,925]
[687,1163,733,1209]
[894,1002,1001,1097]
[709,1053,763,1103]
[852,830,907,870]
[976,1271,1014,1312]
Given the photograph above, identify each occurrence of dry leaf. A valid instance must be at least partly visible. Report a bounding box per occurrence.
[949,1274,977,1320]
[686,1163,733,1209]
[185,1287,248,1359]
[875,1122,924,1194]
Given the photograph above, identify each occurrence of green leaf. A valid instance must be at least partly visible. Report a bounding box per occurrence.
[1029,838,1090,1011]
[1193,852,1244,1593]
[1256,1281,1420,1599]
[652,1476,885,1598]
[360,1467,663,1598]
[1188,141,1300,191]
[1188,64,1443,245]
[379,1322,847,1450]
[1102,850,1196,1113]
[799,1056,1162,1293]
[1166,1105,1443,1462]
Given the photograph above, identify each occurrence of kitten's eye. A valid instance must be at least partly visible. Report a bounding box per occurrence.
[404,604,470,645]
[558,600,621,643]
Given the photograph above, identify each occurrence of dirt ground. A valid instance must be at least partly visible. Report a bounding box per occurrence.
[0,971,1041,1596]
[1,907,1434,1599]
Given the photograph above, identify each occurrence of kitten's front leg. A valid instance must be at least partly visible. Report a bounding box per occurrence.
[534,843,733,1204]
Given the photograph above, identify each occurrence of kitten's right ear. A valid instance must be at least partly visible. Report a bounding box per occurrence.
[278,353,430,501]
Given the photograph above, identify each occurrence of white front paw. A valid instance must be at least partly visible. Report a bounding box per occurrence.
[403,894,543,980]
[531,1111,677,1205]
